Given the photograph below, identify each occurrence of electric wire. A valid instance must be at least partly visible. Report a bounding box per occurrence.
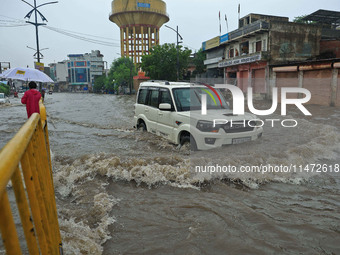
[0,23,30,27]
[45,25,120,41]
[0,14,27,22]
[42,26,120,47]
[0,14,196,50]
[0,14,119,47]
[0,15,29,27]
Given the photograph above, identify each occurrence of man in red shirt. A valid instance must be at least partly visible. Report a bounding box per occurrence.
[21,81,42,118]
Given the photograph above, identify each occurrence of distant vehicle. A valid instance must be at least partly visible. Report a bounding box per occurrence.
[134,81,263,150]
[48,90,53,95]
[18,90,26,98]
[0,93,10,104]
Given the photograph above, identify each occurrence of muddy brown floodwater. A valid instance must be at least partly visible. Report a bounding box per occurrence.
[0,93,339,254]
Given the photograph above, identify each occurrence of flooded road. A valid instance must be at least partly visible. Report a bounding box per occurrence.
[1,93,340,254]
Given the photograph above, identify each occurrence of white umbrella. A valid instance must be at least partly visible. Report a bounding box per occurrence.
[0,67,54,83]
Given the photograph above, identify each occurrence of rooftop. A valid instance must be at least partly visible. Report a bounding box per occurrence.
[302,9,340,26]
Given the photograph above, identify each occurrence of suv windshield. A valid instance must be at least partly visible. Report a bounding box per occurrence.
[173,87,229,112]
[0,94,4,98]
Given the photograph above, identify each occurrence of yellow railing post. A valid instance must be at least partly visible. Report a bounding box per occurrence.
[21,145,49,254]
[31,130,54,254]
[0,191,22,255]
[0,106,63,254]
[11,166,40,254]
[39,99,47,127]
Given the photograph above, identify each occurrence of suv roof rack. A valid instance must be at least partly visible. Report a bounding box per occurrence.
[192,81,216,87]
[149,80,169,83]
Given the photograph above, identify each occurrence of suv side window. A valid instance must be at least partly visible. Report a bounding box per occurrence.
[137,88,148,104]
[160,89,172,105]
[149,89,160,108]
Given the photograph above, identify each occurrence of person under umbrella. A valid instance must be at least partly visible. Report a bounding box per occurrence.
[21,81,42,118]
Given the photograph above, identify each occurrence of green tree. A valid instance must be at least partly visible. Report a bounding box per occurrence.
[140,43,192,81]
[93,74,106,93]
[105,57,136,93]
[0,82,10,95]
[293,15,315,24]
[192,48,206,76]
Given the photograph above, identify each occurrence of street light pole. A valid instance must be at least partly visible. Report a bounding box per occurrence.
[165,25,183,81]
[22,0,58,63]
[176,26,180,81]
[26,46,49,60]
[33,0,40,62]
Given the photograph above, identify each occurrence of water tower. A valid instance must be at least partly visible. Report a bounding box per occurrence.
[109,0,169,64]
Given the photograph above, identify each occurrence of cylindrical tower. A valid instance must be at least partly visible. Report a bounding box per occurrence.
[109,0,169,64]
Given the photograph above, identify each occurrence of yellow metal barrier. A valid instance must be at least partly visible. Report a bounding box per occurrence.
[0,104,63,254]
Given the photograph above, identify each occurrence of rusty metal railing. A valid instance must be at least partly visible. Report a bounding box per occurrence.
[0,103,63,254]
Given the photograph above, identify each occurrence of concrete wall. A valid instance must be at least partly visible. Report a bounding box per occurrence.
[320,40,340,58]
[269,21,321,65]
[239,13,288,28]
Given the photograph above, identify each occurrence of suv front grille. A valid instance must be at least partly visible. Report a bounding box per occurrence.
[221,120,255,133]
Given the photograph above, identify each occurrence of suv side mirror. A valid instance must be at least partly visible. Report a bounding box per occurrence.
[159,103,171,111]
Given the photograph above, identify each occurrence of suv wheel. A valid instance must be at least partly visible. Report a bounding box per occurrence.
[180,134,197,151]
[137,121,147,131]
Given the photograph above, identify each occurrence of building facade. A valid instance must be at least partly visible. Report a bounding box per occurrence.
[49,61,68,91]
[201,10,340,105]
[67,50,104,91]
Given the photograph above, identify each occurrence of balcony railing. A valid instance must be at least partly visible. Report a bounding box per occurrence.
[228,20,269,41]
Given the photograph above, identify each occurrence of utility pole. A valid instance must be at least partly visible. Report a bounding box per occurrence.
[22,0,58,62]
[165,25,183,81]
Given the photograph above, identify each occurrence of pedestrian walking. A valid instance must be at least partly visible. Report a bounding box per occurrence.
[21,81,42,118]
[41,88,45,102]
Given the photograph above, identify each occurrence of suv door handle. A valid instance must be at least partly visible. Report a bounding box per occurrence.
[145,107,149,113]
[158,111,163,116]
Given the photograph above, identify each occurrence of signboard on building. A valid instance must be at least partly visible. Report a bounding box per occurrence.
[137,2,150,8]
[204,57,223,65]
[202,36,220,51]
[218,53,262,68]
[220,33,229,44]
[68,54,83,58]
[34,62,44,72]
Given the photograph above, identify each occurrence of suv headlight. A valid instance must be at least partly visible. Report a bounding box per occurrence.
[254,119,264,128]
[196,120,220,133]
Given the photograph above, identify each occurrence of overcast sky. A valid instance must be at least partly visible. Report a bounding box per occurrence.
[0,0,339,69]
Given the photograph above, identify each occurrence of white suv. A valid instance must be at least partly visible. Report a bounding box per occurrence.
[0,93,10,104]
[134,81,263,150]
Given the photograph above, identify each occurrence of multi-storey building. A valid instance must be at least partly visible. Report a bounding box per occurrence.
[201,10,340,105]
[67,50,105,91]
[49,60,68,91]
